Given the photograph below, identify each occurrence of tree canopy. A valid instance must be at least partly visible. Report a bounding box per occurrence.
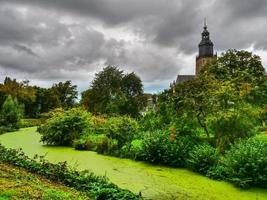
[81,66,146,117]
[163,49,267,151]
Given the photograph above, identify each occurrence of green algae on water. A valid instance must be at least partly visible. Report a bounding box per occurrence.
[1,127,267,200]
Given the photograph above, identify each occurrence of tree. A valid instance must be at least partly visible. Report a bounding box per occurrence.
[170,49,265,150]
[201,49,265,87]
[0,95,23,129]
[120,73,147,117]
[25,87,61,117]
[81,66,145,117]
[0,77,36,113]
[51,81,78,108]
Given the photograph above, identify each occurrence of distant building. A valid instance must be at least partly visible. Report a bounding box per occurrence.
[171,20,217,87]
[141,93,156,114]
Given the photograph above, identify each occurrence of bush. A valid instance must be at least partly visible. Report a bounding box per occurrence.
[186,144,220,175]
[38,108,92,146]
[96,137,119,155]
[207,164,227,180]
[140,130,197,167]
[209,107,257,151]
[120,139,143,160]
[222,138,267,188]
[138,111,163,131]
[104,117,139,148]
[91,115,107,134]
[73,138,95,151]
[19,118,43,128]
[0,95,23,130]
[0,126,16,135]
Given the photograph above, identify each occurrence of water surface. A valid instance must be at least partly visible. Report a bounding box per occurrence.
[1,127,267,200]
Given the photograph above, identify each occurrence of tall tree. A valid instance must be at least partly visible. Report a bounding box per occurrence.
[170,49,266,150]
[81,66,145,117]
[51,81,78,108]
[0,77,36,107]
[25,87,61,117]
[201,49,265,86]
[121,72,147,117]
[0,95,23,129]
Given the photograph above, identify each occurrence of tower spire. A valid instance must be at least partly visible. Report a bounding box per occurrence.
[196,20,216,74]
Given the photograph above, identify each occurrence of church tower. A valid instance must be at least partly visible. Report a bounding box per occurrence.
[196,19,216,74]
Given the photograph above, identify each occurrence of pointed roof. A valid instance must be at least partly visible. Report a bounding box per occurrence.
[198,19,214,57]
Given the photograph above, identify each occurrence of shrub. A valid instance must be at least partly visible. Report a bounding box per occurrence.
[73,138,95,151]
[138,111,163,131]
[96,137,118,155]
[222,138,267,188]
[91,115,107,134]
[209,107,257,151]
[19,118,43,128]
[0,126,14,135]
[186,144,220,175]
[120,139,143,160]
[140,130,197,167]
[207,164,227,180]
[0,95,23,130]
[38,108,92,146]
[104,117,139,148]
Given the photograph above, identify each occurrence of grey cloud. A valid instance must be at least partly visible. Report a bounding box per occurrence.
[13,44,38,57]
[0,0,267,93]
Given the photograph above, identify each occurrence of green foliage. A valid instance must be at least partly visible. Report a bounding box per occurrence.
[170,50,267,150]
[26,87,61,118]
[91,116,107,134]
[104,116,139,148]
[0,144,142,200]
[96,136,118,155]
[246,81,267,106]
[73,138,95,151]
[222,138,267,188]
[51,80,78,108]
[0,77,36,111]
[81,66,146,117]
[186,144,220,175]
[42,189,85,200]
[120,139,143,160]
[0,95,23,130]
[73,134,107,152]
[18,118,43,128]
[202,49,265,86]
[138,111,165,131]
[208,106,257,151]
[140,130,197,167]
[38,108,92,145]
[0,77,78,118]
[207,164,228,180]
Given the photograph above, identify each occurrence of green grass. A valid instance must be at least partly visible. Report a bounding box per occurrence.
[0,163,90,200]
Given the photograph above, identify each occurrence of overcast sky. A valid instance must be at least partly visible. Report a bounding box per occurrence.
[0,0,267,93]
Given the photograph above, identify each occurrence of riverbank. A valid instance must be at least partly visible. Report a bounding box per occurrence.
[0,163,90,200]
[1,127,267,200]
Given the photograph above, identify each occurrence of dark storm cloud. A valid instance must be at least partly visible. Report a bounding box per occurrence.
[13,44,38,57]
[0,0,266,92]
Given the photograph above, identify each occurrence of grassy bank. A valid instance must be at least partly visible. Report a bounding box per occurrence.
[0,163,90,200]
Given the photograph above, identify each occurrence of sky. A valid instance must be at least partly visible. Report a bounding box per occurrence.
[0,0,267,93]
